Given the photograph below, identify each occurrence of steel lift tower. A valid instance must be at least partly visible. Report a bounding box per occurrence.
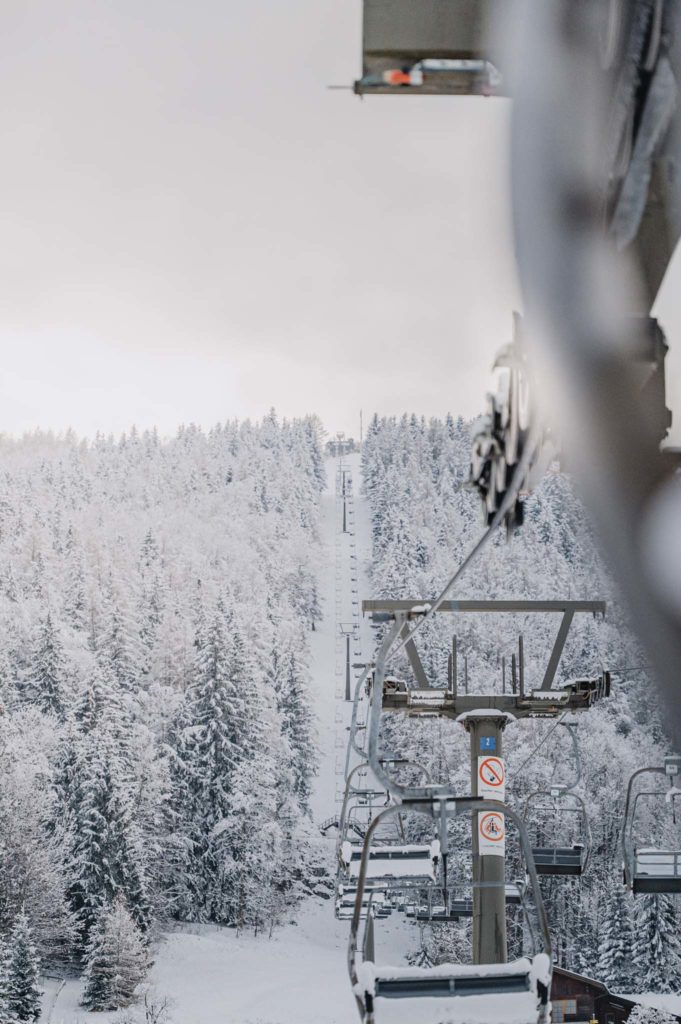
[363,598,610,966]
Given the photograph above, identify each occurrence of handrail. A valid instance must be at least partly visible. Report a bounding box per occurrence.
[631,788,681,832]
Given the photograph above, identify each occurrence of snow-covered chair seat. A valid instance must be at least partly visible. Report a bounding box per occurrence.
[336,905,392,921]
[335,886,392,920]
[531,844,585,875]
[505,883,523,904]
[633,848,681,892]
[354,955,551,1024]
[415,899,472,922]
[415,885,522,922]
[341,840,439,884]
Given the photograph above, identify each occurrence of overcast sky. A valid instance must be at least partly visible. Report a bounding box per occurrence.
[2,0,679,441]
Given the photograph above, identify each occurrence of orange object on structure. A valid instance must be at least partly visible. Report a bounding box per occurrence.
[384,69,412,85]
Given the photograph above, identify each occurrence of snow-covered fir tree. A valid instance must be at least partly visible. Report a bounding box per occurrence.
[65,729,153,941]
[597,879,634,991]
[1,909,42,1022]
[272,637,317,810]
[25,613,69,720]
[81,899,150,1011]
[632,894,681,994]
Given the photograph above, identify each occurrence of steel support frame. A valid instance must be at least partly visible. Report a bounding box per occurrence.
[362,599,605,694]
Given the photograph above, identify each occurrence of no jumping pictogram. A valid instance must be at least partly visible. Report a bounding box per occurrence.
[479,811,505,843]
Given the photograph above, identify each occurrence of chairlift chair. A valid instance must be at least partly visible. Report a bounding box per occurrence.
[348,796,552,1024]
[523,722,591,876]
[340,839,441,887]
[413,882,524,922]
[622,756,681,894]
[337,887,392,921]
[524,787,591,877]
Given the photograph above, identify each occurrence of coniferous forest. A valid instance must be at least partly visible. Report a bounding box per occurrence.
[0,414,324,1012]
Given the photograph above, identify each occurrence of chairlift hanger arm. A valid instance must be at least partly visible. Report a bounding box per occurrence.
[344,661,375,778]
[622,765,667,848]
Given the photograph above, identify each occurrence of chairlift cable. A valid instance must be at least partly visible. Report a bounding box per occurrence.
[514,713,569,779]
[382,424,542,668]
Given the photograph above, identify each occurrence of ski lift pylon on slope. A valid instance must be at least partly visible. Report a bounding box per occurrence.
[348,795,552,1024]
[622,755,681,894]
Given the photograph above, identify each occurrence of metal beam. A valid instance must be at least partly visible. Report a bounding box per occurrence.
[400,623,430,689]
[382,684,606,719]
[540,609,574,691]
[363,599,606,615]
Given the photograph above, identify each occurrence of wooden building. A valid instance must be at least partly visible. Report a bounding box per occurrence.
[552,967,681,1023]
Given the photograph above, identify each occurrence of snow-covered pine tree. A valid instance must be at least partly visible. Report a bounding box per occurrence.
[632,893,681,994]
[597,879,634,991]
[98,598,144,697]
[25,613,69,720]
[63,538,89,632]
[3,909,42,1022]
[0,709,76,966]
[81,899,150,1011]
[66,733,152,943]
[275,639,316,810]
[175,611,249,918]
[0,936,11,1023]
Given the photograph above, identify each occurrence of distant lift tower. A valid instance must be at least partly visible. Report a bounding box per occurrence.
[339,622,357,701]
[363,599,610,966]
[355,0,508,96]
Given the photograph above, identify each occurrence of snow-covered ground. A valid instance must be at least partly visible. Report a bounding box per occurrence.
[41,453,417,1024]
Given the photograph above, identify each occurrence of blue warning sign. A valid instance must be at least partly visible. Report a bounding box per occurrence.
[480,737,497,752]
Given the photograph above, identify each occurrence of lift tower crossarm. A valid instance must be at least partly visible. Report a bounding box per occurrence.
[363,599,607,698]
[362,599,606,615]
